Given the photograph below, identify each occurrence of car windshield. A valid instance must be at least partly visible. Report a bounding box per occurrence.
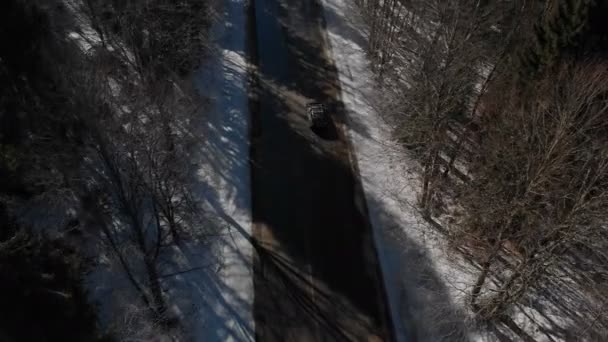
[309,104,323,111]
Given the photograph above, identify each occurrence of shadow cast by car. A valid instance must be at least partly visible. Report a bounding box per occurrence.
[310,120,339,140]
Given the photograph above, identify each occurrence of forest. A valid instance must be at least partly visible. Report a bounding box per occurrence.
[3,0,608,340]
[0,0,214,340]
[359,0,608,339]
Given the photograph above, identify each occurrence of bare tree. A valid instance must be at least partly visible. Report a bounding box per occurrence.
[457,62,608,321]
[80,0,212,78]
[360,0,523,216]
[63,0,213,320]
[357,0,608,337]
[0,0,214,333]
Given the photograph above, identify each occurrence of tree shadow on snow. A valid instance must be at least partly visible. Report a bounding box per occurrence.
[153,1,256,340]
[363,195,471,342]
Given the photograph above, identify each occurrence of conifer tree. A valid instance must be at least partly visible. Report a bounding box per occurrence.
[519,0,593,78]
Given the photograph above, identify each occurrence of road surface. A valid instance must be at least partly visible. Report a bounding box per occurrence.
[249,0,393,340]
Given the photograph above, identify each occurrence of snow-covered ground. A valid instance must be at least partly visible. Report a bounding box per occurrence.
[319,1,592,342]
[75,0,254,340]
[319,1,475,341]
[186,0,254,339]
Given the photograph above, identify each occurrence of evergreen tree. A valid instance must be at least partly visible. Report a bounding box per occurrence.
[519,0,594,78]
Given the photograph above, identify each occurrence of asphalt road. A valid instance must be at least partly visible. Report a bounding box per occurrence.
[249,0,393,340]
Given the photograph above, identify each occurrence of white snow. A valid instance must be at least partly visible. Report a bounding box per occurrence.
[80,0,254,340]
[320,0,474,341]
[182,0,254,339]
[319,1,589,341]
[62,0,102,53]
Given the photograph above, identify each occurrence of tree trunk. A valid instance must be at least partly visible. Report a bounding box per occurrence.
[130,203,167,318]
[471,230,505,312]
[483,261,525,318]
[168,213,180,244]
[101,220,152,309]
[420,149,438,217]
[442,0,527,179]
[470,249,497,312]
[144,254,166,318]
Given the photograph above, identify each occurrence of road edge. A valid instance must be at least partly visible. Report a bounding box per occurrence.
[313,1,398,341]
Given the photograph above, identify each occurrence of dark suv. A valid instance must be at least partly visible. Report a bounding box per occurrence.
[306,102,330,129]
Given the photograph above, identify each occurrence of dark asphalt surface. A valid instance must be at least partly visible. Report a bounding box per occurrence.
[249,0,392,340]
